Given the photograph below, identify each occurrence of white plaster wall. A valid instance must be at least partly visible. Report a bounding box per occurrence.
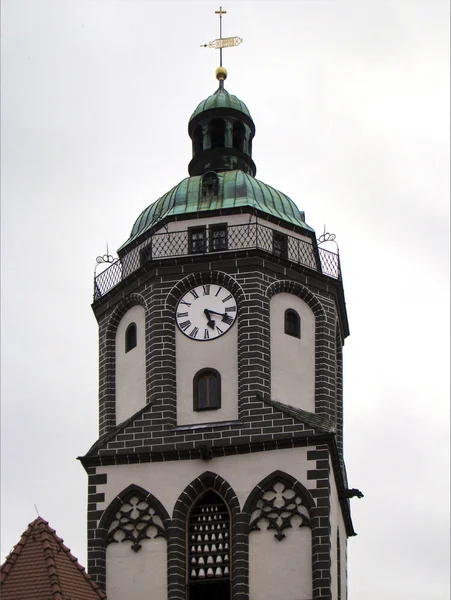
[98,449,313,599]
[97,447,309,517]
[158,213,312,245]
[249,526,312,600]
[270,293,315,412]
[115,305,146,424]
[176,324,238,425]
[329,459,347,600]
[106,536,167,600]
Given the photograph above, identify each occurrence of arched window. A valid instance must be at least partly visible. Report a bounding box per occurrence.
[193,125,203,155]
[210,119,226,149]
[125,322,137,352]
[284,309,300,338]
[188,490,231,600]
[193,369,221,411]
[232,121,245,153]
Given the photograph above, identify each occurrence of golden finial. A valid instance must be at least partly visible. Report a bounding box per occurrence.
[216,66,228,82]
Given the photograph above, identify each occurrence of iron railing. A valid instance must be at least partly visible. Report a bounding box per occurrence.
[94,222,340,300]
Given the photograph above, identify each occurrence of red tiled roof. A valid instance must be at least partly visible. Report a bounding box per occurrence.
[0,517,106,599]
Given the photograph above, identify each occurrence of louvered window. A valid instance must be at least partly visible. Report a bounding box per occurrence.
[188,491,231,600]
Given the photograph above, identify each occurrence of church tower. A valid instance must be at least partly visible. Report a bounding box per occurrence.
[80,47,360,600]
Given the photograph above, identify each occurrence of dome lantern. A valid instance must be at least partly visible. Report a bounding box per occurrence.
[188,76,256,177]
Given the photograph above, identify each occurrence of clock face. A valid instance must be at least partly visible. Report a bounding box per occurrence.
[175,284,237,341]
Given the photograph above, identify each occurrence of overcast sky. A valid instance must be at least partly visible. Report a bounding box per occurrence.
[1,1,449,598]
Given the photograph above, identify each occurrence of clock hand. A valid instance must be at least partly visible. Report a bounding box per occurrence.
[206,309,228,317]
[203,309,216,329]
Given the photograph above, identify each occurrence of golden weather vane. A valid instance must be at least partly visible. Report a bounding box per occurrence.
[200,6,243,67]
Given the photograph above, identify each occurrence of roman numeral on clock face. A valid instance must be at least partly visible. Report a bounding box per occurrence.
[189,327,199,338]
[202,285,210,296]
[204,329,210,339]
[222,294,233,303]
[190,289,199,299]
[177,312,188,318]
[224,306,236,312]
[180,300,191,307]
[221,314,234,325]
[179,320,191,331]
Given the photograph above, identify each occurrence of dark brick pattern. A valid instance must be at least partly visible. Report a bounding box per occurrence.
[89,394,312,458]
[85,250,351,598]
[335,327,344,463]
[93,254,346,439]
[307,445,333,600]
[86,467,106,584]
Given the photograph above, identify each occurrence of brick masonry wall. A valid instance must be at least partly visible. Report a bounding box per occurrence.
[85,249,350,598]
[93,252,346,440]
[85,449,338,600]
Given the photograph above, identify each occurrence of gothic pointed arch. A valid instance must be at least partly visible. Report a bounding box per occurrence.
[168,472,247,600]
[243,470,314,541]
[98,484,170,552]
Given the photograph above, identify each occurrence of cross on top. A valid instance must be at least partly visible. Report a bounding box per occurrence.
[215,6,226,65]
[215,6,227,18]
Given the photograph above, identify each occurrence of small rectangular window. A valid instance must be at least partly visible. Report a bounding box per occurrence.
[189,227,206,254]
[273,232,288,258]
[210,224,228,252]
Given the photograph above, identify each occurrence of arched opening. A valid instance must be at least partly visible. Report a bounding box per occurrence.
[232,121,245,153]
[188,490,231,600]
[193,125,203,155]
[125,322,137,352]
[284,309,301,338]
[210,118,226,149]
[202,171,219,197]
[193,368,221,411]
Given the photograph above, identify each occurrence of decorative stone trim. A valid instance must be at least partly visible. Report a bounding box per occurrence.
[247,484,311,541]
[243,470,314,541]
[94,484,170,579]
[169,471,246,600]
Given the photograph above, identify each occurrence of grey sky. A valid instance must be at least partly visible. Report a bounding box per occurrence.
[1,1,449,598]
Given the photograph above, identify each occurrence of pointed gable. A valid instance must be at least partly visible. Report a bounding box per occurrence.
[0,517,106,600]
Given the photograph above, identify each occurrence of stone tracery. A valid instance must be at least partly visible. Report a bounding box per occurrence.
[106,492,168,553]
[248,480,311,541]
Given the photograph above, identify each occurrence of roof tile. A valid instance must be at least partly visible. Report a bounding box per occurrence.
[0,517,106,599]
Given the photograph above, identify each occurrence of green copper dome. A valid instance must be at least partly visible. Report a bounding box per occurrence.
[189,87,252,122]
[119,170,312,250]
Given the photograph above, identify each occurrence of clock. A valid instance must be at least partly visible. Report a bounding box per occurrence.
[175,284,237,341]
